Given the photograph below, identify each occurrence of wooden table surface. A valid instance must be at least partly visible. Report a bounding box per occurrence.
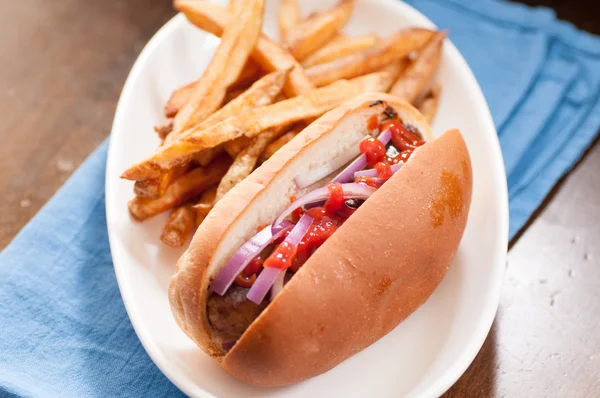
[1,0,598,396]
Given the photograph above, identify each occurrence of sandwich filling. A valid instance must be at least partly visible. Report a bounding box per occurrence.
[207,102,426,346]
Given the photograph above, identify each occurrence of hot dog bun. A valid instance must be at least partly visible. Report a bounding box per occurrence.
[169,92,472,386]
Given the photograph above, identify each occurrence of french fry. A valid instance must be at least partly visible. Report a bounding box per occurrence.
[216,129,282,201]
[154,66,284,191]
[194,146,223,166]
[302,34,379,67]
[128,155,231,221]
[325,33,348,45]
[306,28,435,87]
[121,71,394,182]
[164,60,261,118]
[380,58,410,83]
[147,69,288,195]
[192,69,289,135]
[223,88,246,105]
[224,136,252,158]
[182,67,289,166]
[133,178,162,199]
[192,187,217,226]
[154,67,283,198]
[171,0,265,135]
[133,163,189,199]
[227,0,237,13]
[284,0,356,61]
[154,121,173,140]
[390,31,447,104]
[230,60,262,89]
[417,82,442,124]
[175,0,315,97]
[279,0,301,43]
[164,80,196,119]
[160,205,196,247]
[260,130,299,163]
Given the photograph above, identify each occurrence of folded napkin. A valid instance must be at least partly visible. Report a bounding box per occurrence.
[405,0,600,237]
[1,0,599,396]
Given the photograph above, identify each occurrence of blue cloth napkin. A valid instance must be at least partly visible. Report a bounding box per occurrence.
[1,0,600,396]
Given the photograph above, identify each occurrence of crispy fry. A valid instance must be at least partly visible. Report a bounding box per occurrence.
[224,136,252,158]
[160,205,196,247]
[179,68,289,166]
[279,0,301,43]
[194,146,223,166]
[223,88,246,104]
[302,34,378,67]
[149,69,288,196]
[155,64,280,195]
[230,60,262,89]
[158,68,287,175]
[390,31,447,104]
[164,80,196,119]
[216,129,282,201]
[121,71,394,182]
[260,130,298,163]
[133,178,162,199]
[194,69,289,134]
[176,0,315,97]
[133,163,190,199]
[306,28,435,87]
[128,155,231,221]
[325,33,348,45]
[380,58,410,83]
[171,0,265,135]
[154,121,173,140]
[192,187,218,226]
[227,0,237,13]
[163,60,261,119]
[285,0,356,61]
[417,82,442,124]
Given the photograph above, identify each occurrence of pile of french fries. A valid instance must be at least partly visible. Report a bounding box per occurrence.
[121,0,446,247]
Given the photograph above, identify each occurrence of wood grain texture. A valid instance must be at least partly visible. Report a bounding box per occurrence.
[0,0,598,396]
[0,0,176,248]
[444,1,600,396]
[444,138,600,397]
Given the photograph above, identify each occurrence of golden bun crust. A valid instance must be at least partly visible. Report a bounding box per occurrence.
[222,128,472,386]
[168,93,472,386]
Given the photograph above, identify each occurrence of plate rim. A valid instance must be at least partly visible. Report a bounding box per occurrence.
[105,2,509,396]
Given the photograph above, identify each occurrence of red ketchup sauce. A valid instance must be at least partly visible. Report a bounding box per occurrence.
[234,255,263,288]
[263,241,297,270]
[234,116,424,287]
[359,137,387,166]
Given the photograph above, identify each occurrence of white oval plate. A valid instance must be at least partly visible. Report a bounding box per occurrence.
[105,0,508,396]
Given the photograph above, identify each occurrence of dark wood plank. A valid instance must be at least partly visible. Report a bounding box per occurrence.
[444,1,600,395]
[444,140,600,397]
[0,0,176,248]
[516,0,600,35]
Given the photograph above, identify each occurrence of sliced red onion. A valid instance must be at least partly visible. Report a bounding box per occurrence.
[354,162,403,178]
[248,214,314,304]
[270,268,285,301]
[246,266,282,305]
[286,213,314,245]
[211,221,293,295]
[332,128,392,183]
[272,183,376,232]
[294,149,361,189]
[356,177,388,186]
[331,151,367,184]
